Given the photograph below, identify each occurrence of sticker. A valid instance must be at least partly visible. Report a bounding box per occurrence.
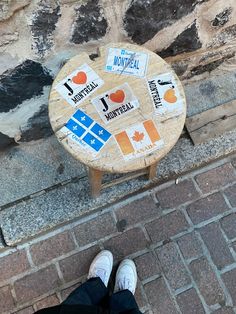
[147,73,183,119]
[105,48,148,77]
[55,63,104,107]
[91,83,140,124]
[59,109,112,155]
[115,120,164,160]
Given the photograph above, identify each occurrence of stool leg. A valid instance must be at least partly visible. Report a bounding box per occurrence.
[89,168,103,198]
[148,163,158,180]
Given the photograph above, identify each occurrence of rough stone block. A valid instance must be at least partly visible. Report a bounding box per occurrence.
[195,163,236,194]
[30,231,76,265]
[34,294,60,310]
[224,184,236,207]
[189,257,225,305]
[222,268,236,305]
[200,222,234,269]
[14,306,34,314]
[212,307,235,314]
[177,232,203,260]
[0,285,15,312]
[73,213,117,246]
[176,288,205,314]
[145,210,189,244]
[156,180,200,209]
[220,213,236,240]
[186,192,229,224]
[156,243,191,290]
[134,252,160,281]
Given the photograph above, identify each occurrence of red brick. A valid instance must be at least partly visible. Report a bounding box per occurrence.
[14,265,61,303]
[60,282,81,301]
[115,196,158,226]
[222,268,236,305]
[156,180,200,209]
[35,294,60,310]
[0,285,15,312]
[176,288,205,314]
[224,184,236,207]
[73,213,117,246]
[14,306,34,314]
[195,163,236,194]
[156,243,191,290]
[59,245,100,283]
[190,257,225,305]
[30,231,75,265]
[186,192,228,224]
[103,228,149,260]
[0,250,30,282]
[177,232,203,260]
[145,210,189,244]
[134,252,160,281]
[220,213,236,240]
[144,277,177,314]
[200,222,234,270]
[212,307,235,314]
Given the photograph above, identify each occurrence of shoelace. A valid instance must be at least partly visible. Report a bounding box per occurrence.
[117,277,133,292]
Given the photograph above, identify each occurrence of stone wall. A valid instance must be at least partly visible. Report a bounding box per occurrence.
[0,0,236,149]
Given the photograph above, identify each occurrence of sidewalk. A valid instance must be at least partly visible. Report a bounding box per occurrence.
[0,153,236,314]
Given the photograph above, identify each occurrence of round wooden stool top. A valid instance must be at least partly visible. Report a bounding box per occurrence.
[49,42,186,173]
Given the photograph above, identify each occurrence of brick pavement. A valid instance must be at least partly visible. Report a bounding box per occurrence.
[0,154,236,314]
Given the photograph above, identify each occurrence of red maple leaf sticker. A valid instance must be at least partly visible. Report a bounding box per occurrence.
[132,131,144,142]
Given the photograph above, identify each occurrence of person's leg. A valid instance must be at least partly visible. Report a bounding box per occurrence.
[110,259,142,313]
[63,250,113,306]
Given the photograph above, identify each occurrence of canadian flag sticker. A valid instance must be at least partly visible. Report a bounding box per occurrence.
[115,120,164,160]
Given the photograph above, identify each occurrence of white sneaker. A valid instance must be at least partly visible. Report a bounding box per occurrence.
[114,259,137,295]
[87,250,113,287]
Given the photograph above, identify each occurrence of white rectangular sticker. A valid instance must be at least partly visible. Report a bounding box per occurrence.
[58,109,112,156]
[147,73,183,118]
[105,48,148,77]
[55,63,104,107]
[115,120,164,160]
[91,83,140,124]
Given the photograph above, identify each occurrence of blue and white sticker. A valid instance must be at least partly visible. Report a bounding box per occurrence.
[59,109,112,155]
[105,48,148,77]
[55,63,104,108]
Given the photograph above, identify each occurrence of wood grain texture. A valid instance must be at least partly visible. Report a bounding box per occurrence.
[185,100,236,145]
[49,42,186,173]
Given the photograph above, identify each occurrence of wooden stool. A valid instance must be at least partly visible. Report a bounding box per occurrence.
[48,42,186,198]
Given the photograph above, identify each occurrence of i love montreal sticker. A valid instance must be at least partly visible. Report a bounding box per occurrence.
[105,48,148,77]
[54,63,104,107]
[91,83,140,124]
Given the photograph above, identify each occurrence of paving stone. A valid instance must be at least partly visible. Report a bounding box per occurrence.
[176,288,205,314]
[200,222,234,270]
[59,245,100,283]
[156,180,200,209]
[30,231,75,265]
[177,232,203,260]
[34,294,60,310]
[103,228,149,260]
[134,252,160,281]
[224,184,236,207]
[0,285,15,312]
[135,280,148,309]
[14,265,61,303]
[145,210,189,244]
[14,306,34,314]
[115,196,158,226]
[144,277,177,314]
[0,250,30,282]
[156,243,191,290]
[195,163,236,194]
[220,213,236,240]
[0,136,85,207]
[189,257,225,305]
[186,192,229,224]
[73,213,117,246]
[222,268,236,305]
[212,307,235,314]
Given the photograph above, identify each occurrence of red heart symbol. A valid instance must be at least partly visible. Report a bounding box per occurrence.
[72,71,87,84]
[109,90,125,103]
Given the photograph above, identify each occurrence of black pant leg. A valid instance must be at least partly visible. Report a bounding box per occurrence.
[63,277,108,306]
[109,290,142,314]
